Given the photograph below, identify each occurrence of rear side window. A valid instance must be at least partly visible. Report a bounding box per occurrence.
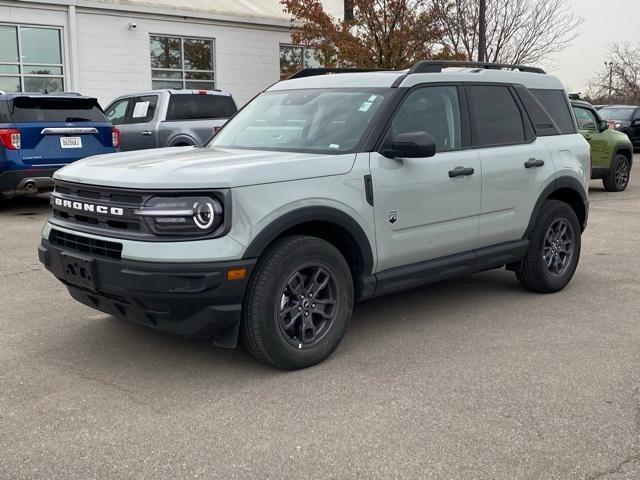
[166,94,237,121]
[514,85,560,136]
[530,89,576,134]
[0,100,10,123]
[468,85,525,146]
[9,97,107,123]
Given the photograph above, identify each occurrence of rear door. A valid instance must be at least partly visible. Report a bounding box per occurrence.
[467,84,554,248]
[9,96,115,167]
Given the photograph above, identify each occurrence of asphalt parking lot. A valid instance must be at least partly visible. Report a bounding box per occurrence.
[1,159,640,480]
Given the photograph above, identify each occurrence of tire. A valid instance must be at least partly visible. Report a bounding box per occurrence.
[603,154,631,192]
[241,235,354,370]
[516,200,581,293]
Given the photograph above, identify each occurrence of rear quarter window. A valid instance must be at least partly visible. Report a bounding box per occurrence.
[166,94,237,121]
[9,97,108,123]
[514,86,561,136]
[530,89,576,135]
[0,100,10,123]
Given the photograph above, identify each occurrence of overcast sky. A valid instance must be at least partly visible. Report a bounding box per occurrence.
[321,0,640,93]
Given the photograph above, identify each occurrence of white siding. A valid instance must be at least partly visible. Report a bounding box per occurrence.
[76,11,290,107]
[0,1,292,107]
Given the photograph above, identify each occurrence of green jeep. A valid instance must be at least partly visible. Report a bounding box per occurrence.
[572,100,633,191]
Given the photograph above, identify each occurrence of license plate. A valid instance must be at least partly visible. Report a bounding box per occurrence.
[61,252,96,289]
[60,136,82,149]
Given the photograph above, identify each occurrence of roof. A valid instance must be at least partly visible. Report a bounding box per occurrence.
[269,67,566,91]
[0,92,93,100]
[85,0,342,24]
[571,99,593,108]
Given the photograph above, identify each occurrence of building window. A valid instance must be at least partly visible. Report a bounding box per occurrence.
[279,44,322,79]
[150,35,215,90]
[0,25,64,93]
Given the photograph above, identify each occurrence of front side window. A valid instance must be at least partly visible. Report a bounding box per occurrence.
[150,35,215,90]
[210,88,389,154]
[0,25,64,93]
[573,106,598,131]
[279,44,323,80]
[105,98,131,125]
[389,86,462,153]
[469,85,525,146]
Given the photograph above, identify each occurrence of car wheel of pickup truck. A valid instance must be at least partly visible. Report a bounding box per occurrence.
[242,235,354,370]
[516,200,581,294]
[603,154,630,192]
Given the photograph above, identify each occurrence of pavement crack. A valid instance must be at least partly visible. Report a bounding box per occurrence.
[47,361,162,414]
[585,387,640,480]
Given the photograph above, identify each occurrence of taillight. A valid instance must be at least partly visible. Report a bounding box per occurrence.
[0,129,21,150]
[111,127,121,148]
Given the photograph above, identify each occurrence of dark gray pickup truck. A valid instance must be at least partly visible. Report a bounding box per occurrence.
[104,89,237,151]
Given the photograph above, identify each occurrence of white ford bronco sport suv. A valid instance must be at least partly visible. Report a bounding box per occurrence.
[39,61,590,370]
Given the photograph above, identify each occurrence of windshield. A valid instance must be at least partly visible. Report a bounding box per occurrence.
[598,107,635,121]
[209,88,389,154]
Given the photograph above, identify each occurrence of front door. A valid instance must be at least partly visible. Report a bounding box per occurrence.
[369,85,481,273]
[573,104,608,167]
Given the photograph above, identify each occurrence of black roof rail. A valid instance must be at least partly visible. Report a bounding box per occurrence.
[408,60,546,75]
[288,68,383,79]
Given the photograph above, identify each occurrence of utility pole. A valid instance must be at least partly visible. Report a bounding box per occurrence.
[478,0,486,62]
[344,0,354,21]
[605,61,614,100]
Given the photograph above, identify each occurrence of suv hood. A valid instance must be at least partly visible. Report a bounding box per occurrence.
[53,146,357,189]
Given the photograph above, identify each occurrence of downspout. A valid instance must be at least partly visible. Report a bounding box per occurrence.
[67,4,80,91]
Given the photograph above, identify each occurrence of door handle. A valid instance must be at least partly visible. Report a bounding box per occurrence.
[449,166,475,178]
[524,158,545,168]
[141,130,152,136]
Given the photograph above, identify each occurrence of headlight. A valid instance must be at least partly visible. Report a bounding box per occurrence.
[134,196,224,236]
[614,122,622,129]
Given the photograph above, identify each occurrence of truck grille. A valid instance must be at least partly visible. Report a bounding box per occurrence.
[50,181,149,238]
[50,229,123,259]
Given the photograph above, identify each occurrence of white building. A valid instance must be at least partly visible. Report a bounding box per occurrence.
[0,0,337,107]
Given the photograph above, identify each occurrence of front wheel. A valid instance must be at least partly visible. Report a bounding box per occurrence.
[241,235,354,370]
[516,200,581,293]
[603,154,631,192]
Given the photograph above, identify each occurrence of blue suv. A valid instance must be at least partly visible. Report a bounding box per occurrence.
[0,92,119,199]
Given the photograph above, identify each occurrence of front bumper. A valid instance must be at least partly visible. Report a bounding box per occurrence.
[0,168,57,198]
[39,237,255,346]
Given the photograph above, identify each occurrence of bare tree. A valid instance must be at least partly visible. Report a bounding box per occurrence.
[587,43,640,104]
[432,0,581,66]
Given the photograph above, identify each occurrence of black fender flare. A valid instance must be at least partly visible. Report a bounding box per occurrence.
[242,206,375,276]
[524,177,589,237]
[167,134,198,147]
[614,144,634,166]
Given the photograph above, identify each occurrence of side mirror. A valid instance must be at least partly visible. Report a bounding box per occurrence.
[382,131,437,159]
[598,120,609,132]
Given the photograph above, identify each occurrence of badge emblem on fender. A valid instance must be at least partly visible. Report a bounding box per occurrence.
[388,210,398,224]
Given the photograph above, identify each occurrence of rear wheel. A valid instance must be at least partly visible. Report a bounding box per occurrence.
[241,235,353,370]
[603,154,631,192]
[516,200,581,293]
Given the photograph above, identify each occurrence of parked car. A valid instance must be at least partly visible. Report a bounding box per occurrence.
[39,62,590,370]
[571,100,633,191]
[598,105,640,148]
[104,89,237,151]
[0,92,119,199]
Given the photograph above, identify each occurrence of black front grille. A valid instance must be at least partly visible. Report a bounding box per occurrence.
[50,182,146,236]
[50,229,123,259]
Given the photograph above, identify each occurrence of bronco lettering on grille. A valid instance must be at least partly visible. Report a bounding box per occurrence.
[53,196,124,216]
